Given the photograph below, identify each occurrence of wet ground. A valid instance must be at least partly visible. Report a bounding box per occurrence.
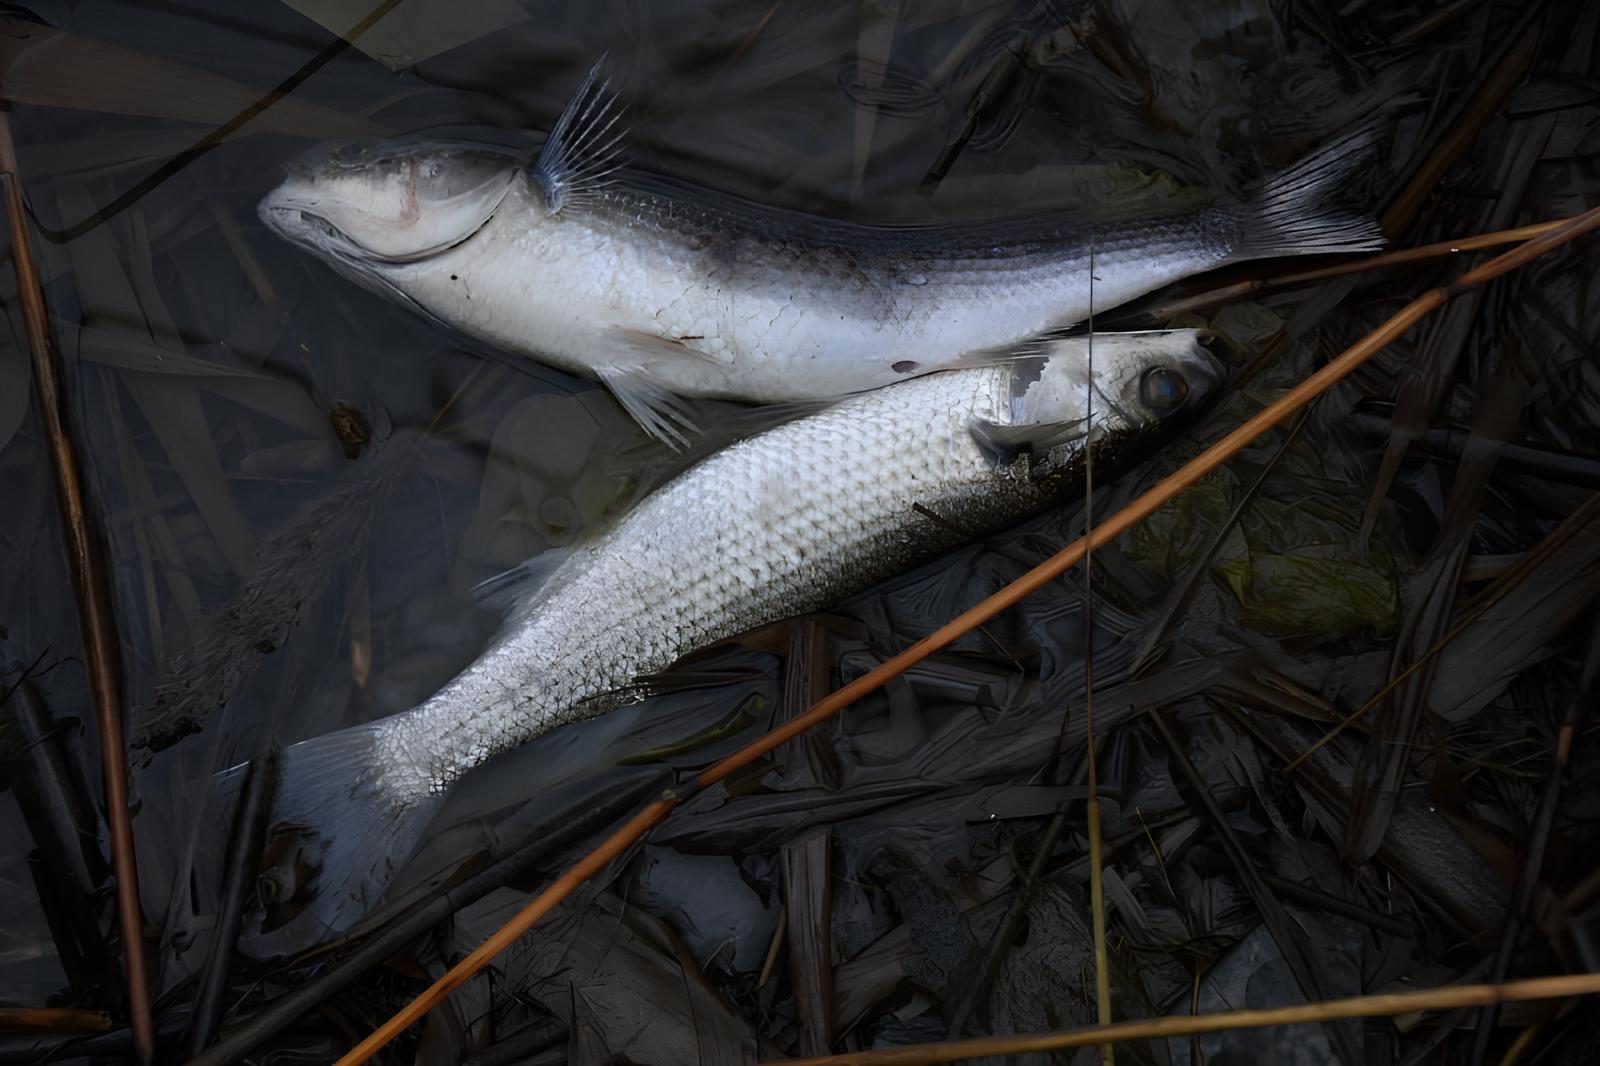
[2,0,1599,1062]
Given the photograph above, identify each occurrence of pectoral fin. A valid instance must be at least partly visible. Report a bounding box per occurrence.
[595,364,698,449]
[614,327,726,366]
[968,416,1089,469]
[470,546,578,621]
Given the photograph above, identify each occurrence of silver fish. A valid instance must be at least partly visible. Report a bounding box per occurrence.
[258,61,1378,445]
[239,329,1223,953]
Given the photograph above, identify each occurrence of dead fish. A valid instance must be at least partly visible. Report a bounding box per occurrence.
[257,60,1378,446]
[239,328,1224,953]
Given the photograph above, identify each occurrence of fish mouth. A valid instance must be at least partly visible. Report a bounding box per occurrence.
[269,206,344,248]
[1191,330,1228,389]
[257,193,499,267]
[257,194,341,249]
[257,197,398,267]
[256,195,462,334]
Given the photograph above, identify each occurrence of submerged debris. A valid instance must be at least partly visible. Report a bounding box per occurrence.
[135,433,409,753]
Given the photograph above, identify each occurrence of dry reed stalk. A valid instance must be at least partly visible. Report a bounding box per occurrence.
[0,108,153,1063]
[334,204,1600,1066]
[769,972,1600,1065]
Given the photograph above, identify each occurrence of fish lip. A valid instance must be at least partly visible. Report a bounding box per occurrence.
[1173,341,1228,417]
[256,182,507,266]
[258,207,447,324]
[258,199,348,253]
[256,189,320,240]
[1193,334,1229,398]
[257,195,395,278]
[1164,328,1227,404]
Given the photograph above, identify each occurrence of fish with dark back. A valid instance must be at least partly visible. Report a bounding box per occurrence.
[238,59,1384,954]
[259,60,1381,446]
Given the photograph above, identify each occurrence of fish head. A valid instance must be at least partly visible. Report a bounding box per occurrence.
[1013,328,1225,438]
[258,138,519,265]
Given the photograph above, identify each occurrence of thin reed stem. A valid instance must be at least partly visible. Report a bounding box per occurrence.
[1143,219,1572,323]
[768,972,1600,1065]
[333,205,1600,1066]
[1083,246,1114,1061]
[0,108,153,1063]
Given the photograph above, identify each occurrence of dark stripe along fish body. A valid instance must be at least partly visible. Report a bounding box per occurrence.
[258,63,1380,443]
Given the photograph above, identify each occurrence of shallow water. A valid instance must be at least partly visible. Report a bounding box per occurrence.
[2,0,1598,1062]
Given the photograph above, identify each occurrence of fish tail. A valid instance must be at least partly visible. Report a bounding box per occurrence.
[229,720,443,956]
[1225,123,1387,260]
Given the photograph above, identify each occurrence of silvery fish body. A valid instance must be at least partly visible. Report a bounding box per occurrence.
[258,64,1378,443]
[243,329,1222,953]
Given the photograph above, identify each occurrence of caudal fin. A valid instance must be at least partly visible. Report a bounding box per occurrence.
[229,721,442,958]
[1226,124,1387,261]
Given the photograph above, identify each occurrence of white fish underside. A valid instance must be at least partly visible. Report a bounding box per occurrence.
[378,179,1227,403]
[376,362,1031,795]
[259,68,1380,443]
[240,330,1222,956]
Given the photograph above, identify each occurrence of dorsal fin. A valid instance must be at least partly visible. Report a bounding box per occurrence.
[532,56,628,214]
[470,546,577,621]
[968,416,1089,469]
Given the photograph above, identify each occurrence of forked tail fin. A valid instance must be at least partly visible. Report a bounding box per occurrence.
[224,721,442,958]
[1225,123,1387,261]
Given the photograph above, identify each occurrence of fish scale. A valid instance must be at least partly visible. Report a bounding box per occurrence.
[234,330,1222,957]
[258,62,1381,445]
[405,364,1016,786]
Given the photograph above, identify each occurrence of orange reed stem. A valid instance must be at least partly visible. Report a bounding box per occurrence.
[771,972,1600,1065]
[335,204,1600,1066]
[0,110,154,1062]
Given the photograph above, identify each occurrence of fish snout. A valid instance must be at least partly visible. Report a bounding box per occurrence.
[256,187,303,233]
[1188,329,1230,394]
[255,183,329,248]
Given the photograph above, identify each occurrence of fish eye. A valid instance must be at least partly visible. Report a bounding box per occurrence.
[328,141,373,167]
[1139,366,1189,414]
